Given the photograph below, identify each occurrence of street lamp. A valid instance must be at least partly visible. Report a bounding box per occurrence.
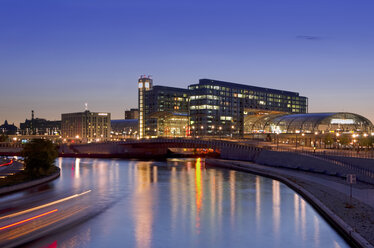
[295,130,300,149]
[276,132,279,150]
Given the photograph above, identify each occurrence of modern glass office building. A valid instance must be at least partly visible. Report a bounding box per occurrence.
[138,76,189,138]
[188,79,308,137]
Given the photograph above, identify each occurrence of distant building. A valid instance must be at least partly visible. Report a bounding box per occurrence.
[0,120,18,135]
[125,108,139,120]
[19,111,61,135]
[20,118,61,135]
[111,119,138,139]
[61,110,111,142]
[138,76,189,138]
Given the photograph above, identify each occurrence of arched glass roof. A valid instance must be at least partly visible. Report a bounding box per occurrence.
[244,112,373,133]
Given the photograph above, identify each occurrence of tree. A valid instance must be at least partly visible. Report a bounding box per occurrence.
[359,136,374,148]
[22,139,58,177]
[339,134,351,147]
[323,133,334,148]
[0,134,9,142]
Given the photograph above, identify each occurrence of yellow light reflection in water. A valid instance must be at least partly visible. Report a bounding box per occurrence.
[255,176,261,229]
[294,194,300,236]
[134,163,153,248]
[229,170,236,218]
[195,158,203,232]
[272,180,280,237]
[75,158,80,179]
[153,166,158,183]
[171,166,178,232]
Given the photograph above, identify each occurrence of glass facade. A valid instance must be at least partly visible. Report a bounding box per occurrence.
[188,79,308,137]
[246,112,373,134]
[138,77,189,138]
[138,76,153,138]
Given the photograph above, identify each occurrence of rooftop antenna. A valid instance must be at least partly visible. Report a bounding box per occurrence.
[84,103,88,111]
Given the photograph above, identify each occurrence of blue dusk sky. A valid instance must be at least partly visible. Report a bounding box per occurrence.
[0,0,373,125]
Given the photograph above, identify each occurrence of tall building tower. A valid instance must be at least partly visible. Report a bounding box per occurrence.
[138,75,153,138]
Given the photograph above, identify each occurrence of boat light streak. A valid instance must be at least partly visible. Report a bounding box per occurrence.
[0,160,13,167]
[0,209,58,231]
[0,190,91,220]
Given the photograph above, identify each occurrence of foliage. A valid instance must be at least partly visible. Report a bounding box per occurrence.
[22,139,58,177]
[0,134,9,142]
[339,134,351,146]
[323,133,334,148]
[359,136,374,147]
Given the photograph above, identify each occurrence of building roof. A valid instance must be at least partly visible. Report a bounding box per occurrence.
[192,78,304,97]
[245,112,373,133]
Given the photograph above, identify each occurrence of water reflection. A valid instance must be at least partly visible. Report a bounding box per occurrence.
[133,162,154,248]
[255,176,261,229]
[74,158,80,179]
[272,180,280,239]
[195,158,203,217]
[22,158,349,248]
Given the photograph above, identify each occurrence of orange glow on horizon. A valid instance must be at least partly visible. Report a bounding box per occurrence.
[0,209,58,231]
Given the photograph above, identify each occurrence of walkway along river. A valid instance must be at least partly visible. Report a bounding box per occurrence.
[0,158,350,248]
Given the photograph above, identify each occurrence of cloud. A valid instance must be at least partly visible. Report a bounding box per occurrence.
[296,35,322,41]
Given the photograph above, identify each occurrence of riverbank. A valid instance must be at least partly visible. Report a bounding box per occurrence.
[206,158,374,248]
[0,166,60,195]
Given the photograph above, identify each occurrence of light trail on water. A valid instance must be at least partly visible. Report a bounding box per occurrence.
[0,190,91,220]
[0,209,58,231]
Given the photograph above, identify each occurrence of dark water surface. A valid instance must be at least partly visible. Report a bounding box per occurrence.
[9,158,349,248]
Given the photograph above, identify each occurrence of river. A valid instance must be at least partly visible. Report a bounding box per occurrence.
[0,158,349,248]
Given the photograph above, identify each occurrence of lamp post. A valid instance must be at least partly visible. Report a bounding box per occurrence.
[276,132,279,150]
[219,126,222,140]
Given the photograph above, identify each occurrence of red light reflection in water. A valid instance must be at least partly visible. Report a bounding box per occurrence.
[42,240,57,248]
[0,209,58,231]
[195,158,203,232]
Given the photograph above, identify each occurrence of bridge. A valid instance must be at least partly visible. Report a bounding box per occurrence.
[59,138,263,161]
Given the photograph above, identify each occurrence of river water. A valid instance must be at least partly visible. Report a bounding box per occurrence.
[16,157,349,248]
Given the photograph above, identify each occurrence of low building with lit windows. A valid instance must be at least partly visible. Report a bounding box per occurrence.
[61,111,111,142]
